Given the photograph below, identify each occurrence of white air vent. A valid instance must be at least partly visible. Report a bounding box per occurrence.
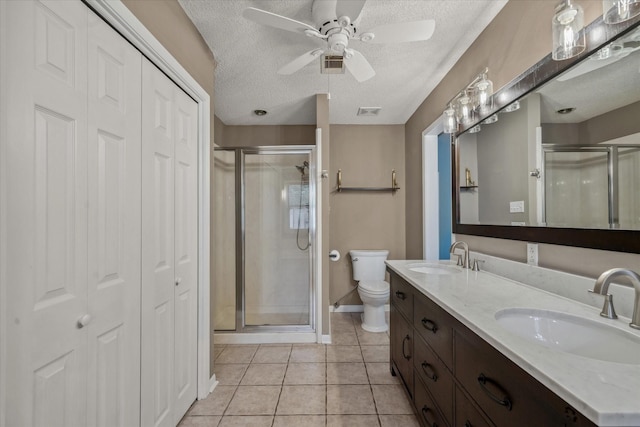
[321,55,345,74]
[357,107,382,116]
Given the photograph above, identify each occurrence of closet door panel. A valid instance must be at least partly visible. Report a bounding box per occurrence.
[173,89,199,422]
[4,1,89,426]
[87,11,142,427]
[141,59,176,427]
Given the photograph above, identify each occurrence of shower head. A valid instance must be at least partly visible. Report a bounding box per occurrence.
[295,161,309,176]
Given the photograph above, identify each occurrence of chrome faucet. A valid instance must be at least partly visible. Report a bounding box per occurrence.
[590,268,640,330]
[449,241,471,269]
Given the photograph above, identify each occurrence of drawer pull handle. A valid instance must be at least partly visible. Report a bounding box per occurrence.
[421,318,438,333]
[420,405,439,427]
[402,335,411,360]
[395,290,406,300]
[421,362,438,382]
[477,373,512,411]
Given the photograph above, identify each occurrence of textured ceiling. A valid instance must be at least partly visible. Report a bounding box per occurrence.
[178,0,507,125]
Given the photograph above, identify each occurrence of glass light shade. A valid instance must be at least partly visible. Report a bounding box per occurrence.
[552,0,586,61]
[474,75,494,114]
[455,91,475,126]
[443,106,457,133]
[603,0,640,23]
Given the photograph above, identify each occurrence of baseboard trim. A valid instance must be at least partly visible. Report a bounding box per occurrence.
[329,304,390,313]
[321,334,332,344]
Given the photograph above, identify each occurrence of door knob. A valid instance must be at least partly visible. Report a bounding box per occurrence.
[175,277,182,286]
[77,314,92,329]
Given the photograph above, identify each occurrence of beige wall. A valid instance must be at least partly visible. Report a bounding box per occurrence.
[330,125,406,305]
[404,1,640,278]
[121,0,218,375]
[216,122,316,147]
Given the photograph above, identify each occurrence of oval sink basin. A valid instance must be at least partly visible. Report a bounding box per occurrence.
[407,263,462,275]
[495,308,640,364]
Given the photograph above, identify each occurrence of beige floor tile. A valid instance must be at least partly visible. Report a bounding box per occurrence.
[326,363,369,385]
[329,332,359,345]
[216,345,258,364]
[240,364,286,386]
[276,385,326,415]
[289,344,325,363]
[217,416,274,427]
[225,386,281,416]
[327,415,381,427]
[178,415,222,426]
[379,414,420,427]
[326,345,363,363]
[371,385,414,415]
[273,415,326,427]
[252,345,291,364]
[214,364,248,386]
[284,362,325,385]
[327,385,376,415]
[356,328,390,346]
[331,313,356,331]
[361,345,390,363]
[213,345,226,362]
[365,363,399,385]
[188,386,236,416]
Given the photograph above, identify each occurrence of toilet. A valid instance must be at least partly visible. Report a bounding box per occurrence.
[349,249,390,333]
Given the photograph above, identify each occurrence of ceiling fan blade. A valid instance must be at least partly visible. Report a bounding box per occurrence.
[243,7,319,35]
[278,49,324,75]
[364,20,435,44]
[343,49,375,82]
[336,0,367,21]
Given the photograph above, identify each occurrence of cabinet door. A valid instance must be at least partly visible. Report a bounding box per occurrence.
[3,1,89,425]
[390,304,414,399]
[86,10,142,427]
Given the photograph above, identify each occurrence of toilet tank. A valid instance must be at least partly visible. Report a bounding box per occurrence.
[350,250,389,281]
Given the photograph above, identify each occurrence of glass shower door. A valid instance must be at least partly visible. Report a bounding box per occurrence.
[243,152,312,327]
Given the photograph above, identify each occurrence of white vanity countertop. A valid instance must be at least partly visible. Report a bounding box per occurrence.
[385,260,640,427]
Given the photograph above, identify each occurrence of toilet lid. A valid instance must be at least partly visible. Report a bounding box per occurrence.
[359,281,390,294]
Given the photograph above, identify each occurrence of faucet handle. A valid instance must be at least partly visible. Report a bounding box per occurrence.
[589,290,618,319]
[454,254,463,266]
[472,259,485,272]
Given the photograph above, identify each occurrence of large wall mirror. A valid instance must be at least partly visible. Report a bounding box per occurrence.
[453,16,640,253]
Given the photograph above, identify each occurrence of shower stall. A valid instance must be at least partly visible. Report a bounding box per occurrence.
[213,147,317,341]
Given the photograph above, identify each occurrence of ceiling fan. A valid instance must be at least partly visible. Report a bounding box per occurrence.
[242,0,436,82]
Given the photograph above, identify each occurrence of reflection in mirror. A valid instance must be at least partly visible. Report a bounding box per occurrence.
[457,24,640,231]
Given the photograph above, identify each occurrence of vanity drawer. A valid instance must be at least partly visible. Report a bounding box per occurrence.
[455,386,492,427]
[390,273,414,321]
[454,329,595,427]
[415,376,450,427]
[414,335,453,426]
[413,295,453,368]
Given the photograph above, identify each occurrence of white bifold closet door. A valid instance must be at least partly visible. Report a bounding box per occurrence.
[140,60,199,427]
[4,1,142,426]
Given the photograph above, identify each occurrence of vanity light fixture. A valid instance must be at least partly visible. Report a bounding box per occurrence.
[442,68,493,133]
[504,100,521,112]
[603,0,640,24]
[483,114,498,124]
[552,0,586,61]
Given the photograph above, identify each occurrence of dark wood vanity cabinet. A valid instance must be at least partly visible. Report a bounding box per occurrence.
[388,270,597,427]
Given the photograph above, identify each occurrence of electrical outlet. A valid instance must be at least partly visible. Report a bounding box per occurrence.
[527,243,538,266]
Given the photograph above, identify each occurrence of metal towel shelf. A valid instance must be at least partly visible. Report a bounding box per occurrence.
[336,169,400,193]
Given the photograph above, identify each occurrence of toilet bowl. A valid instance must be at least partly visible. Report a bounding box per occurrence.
[350,250,390,333]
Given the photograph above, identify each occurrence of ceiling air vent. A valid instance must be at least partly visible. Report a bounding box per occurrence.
[321,55,345,74]
[357,107,382,116]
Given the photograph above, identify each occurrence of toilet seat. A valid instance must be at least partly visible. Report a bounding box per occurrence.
[358,280,390,294]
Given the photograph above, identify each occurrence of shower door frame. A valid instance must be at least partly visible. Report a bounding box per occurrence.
[216,146,317,334]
